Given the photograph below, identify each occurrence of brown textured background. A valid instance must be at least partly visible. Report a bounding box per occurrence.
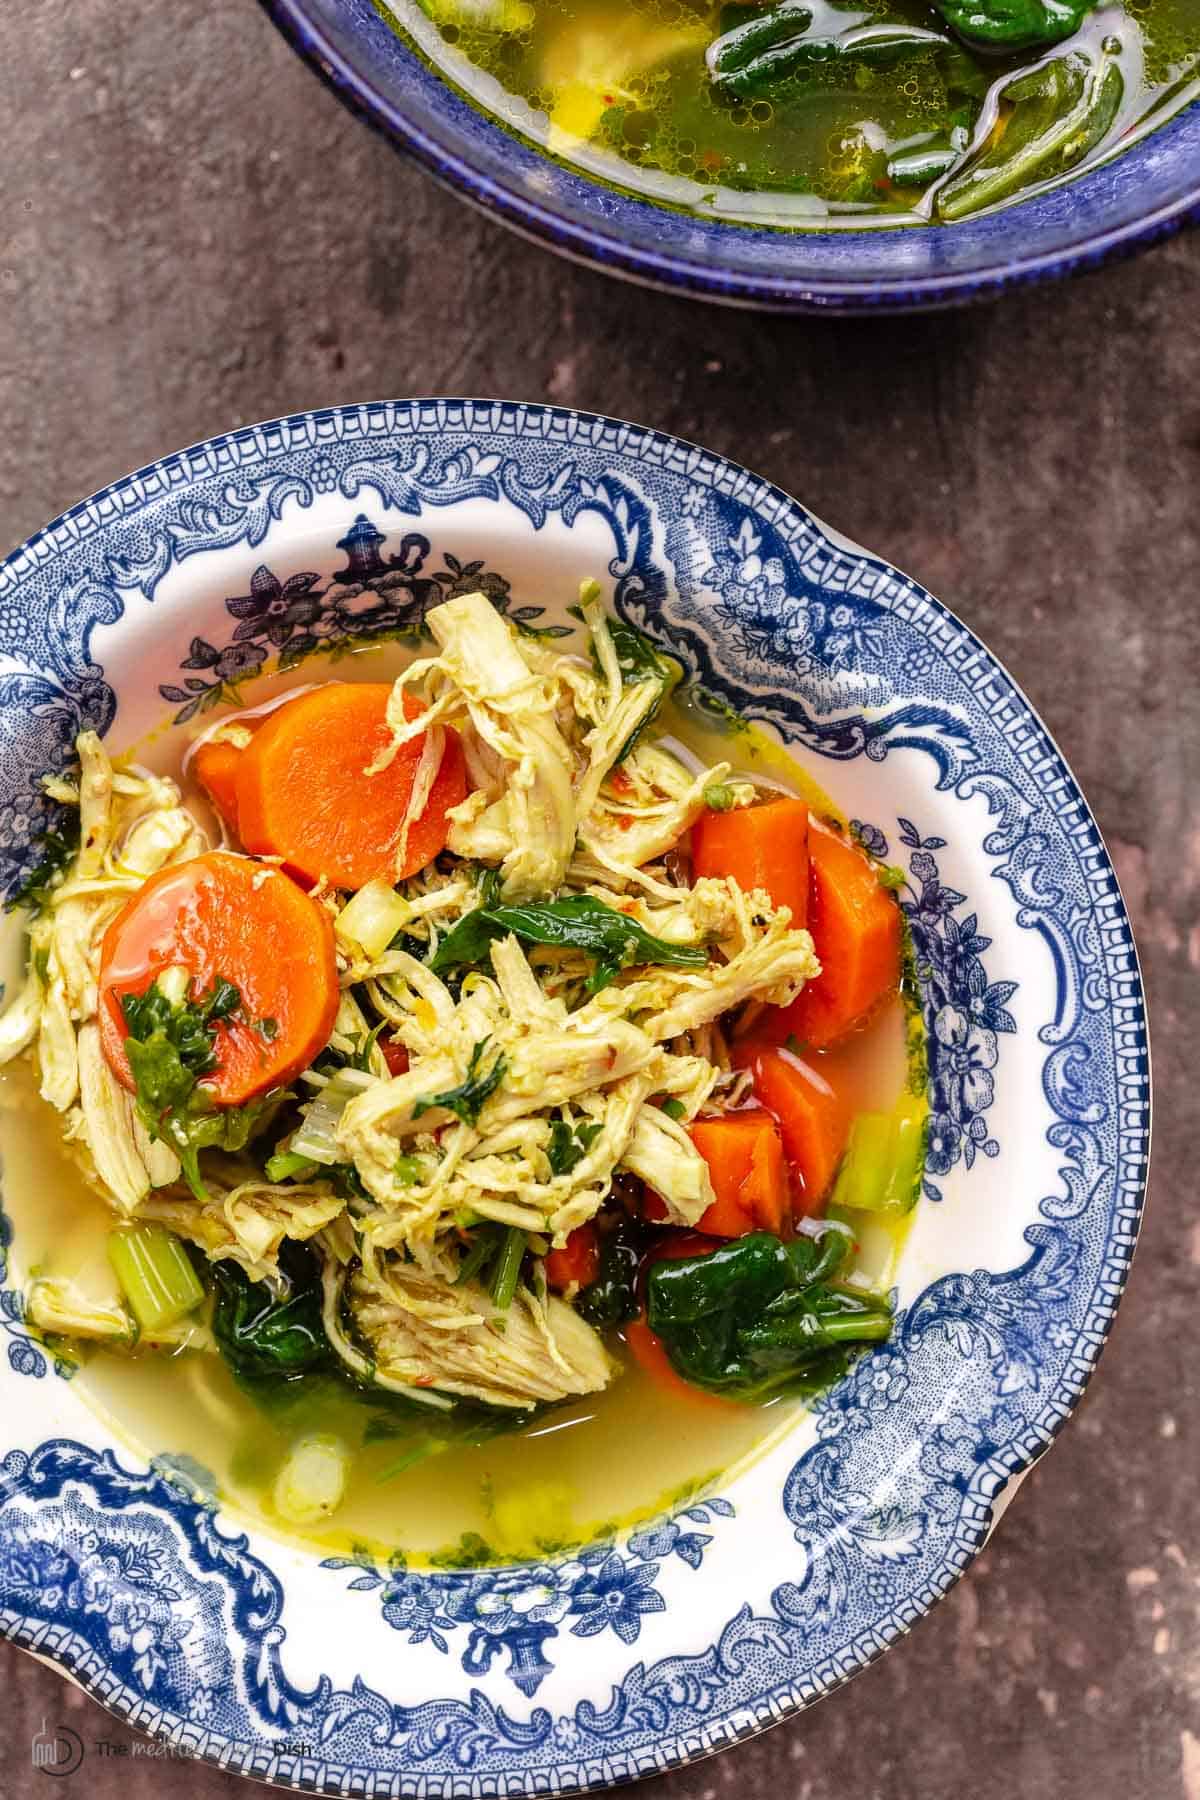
[1,2,1197,1796]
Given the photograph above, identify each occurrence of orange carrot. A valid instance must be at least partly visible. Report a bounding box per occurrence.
[625,1235,735,1406]
[544,1224,600,1292]
[691,797,810,926]
[768,824,901,1049]
[192,734,252,835]
[235,684,466,890]
[98,851,338,1106]
[688,1111,789,1238]
[624,1316,703,1401]
[734,1042,848,1218]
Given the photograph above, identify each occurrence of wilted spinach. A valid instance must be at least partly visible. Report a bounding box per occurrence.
[430,894,707,995]
[646,1228,892,1400]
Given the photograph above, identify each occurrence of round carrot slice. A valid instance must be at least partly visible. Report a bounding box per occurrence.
[98,851,338,1106]
[234,683,466,890]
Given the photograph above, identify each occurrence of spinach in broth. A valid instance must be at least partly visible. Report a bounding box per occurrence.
[374,0,1199,222]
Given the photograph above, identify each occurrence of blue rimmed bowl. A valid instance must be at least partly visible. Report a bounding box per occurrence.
[0,400,1149,1791]
[258,0,1199,310]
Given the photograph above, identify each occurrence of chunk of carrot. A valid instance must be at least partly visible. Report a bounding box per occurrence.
[191,735,251,835]
[733,1043,848,1218]
[625,1236,735,1407]
[235,683,466,890]
[691,797,810,925]
[98,851,338,1107]
[544,1224,600,1292]
[768,825,901,1049]
[688,1111,789,1238]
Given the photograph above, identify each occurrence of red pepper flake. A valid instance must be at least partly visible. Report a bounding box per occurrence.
[610,766,635,797]
[603,93,614,105]
[873,177,892,192]
[617,812,635,830]
[699,149,724,173]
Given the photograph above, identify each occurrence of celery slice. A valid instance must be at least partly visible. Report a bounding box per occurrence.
[107,1224,204,1332]
[831,1095,927,1217]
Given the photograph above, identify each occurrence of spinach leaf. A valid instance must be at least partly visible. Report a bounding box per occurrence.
[210,1241,332,1380]
[933,0,1093,51]
[6,812,81,914]
[121,975,279,1199]
[645,1227,892,1400]
[938,46,1122,220]
[430,894,708,995]
[412,1037,507,1126]
[575,1215,650,1328]
[707,1,948,100]
[547,1116,603,1176]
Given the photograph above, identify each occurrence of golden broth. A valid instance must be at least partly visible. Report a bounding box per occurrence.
[1,694,918,1566]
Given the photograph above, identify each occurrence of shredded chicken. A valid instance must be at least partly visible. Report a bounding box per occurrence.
[0,585,831,1416]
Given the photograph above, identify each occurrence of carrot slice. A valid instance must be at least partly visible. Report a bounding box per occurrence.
[691,797,810,925]
[688,1111,789,1238]
[734,1043,848,1218]
[235,684,466,890]
[626,1236,735,1407]
[544,1224,600,1292]
[192,737,248,835]
[768,825,901,1049]
[98,851,338,1106]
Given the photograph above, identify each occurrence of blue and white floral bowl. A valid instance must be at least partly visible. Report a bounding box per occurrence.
[0,401,1149,1791]
[259,0,1199,310]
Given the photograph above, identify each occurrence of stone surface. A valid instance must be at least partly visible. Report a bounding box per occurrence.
[0,2,1197,1797]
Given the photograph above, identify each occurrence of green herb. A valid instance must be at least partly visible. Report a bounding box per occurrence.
[575,1215,650,1328]
[210,1241,332,1380]
[455,1223,505,1287]
[412,1038,507,1127]
[659,1097,687,1122]
[349,1021,386,1072]
[431,894,708,996]
[645,1228,892,1401]
[32,946,51,985]
[489,1227,527,1310]
[5,813,81,915]
[121,975,278,1199]
[702,783,736,813]
[394,1153,424,1186]
[876,864,907,890]
[547,1116,603,1176]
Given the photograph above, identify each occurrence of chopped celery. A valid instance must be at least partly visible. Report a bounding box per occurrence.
[490,1227,527,1310]
[272,1433,349,1525]
[335,879,411,961]
[264,1149,321,1184]
[292,1067,376,1164]
[831,1094,928,1216]
[107,1224,204,1332]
